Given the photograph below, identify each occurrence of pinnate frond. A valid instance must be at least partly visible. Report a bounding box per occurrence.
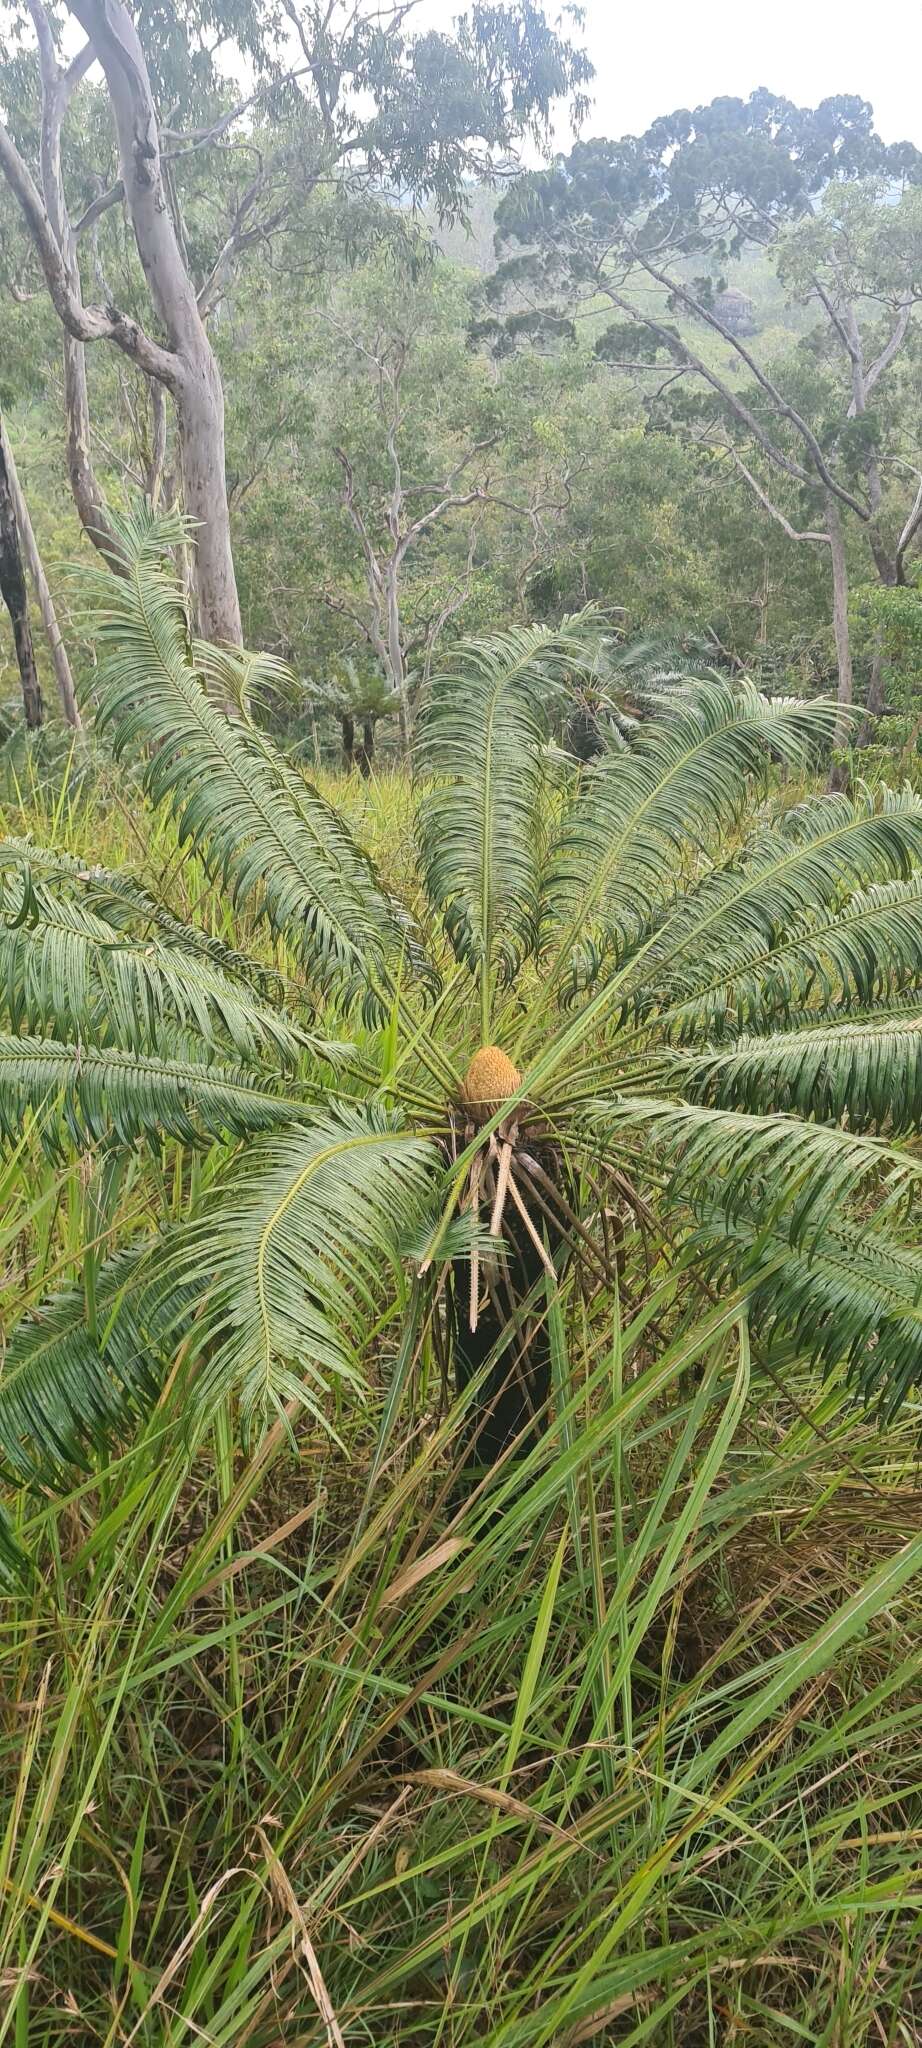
[0,1035,313,1155]
[543,680,834,996]
[415,618,601,995]
[667,1013,922,1133]
[590,1094,921,1252]
[0,835,282,995]
[84,506,412,1003]
[173,1106,440,1432]
[641,790,922,1031]
[0,1245,192,1487]
[0,858,308,1066]
[698,1211,922,1422]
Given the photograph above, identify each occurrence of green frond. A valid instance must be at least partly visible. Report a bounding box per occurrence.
[697,1210,922,1422]
[0,1035,314,1155]
[172,1106,440,1432]
[543,680,835,997]
[640,789,922,1032]
[0,859,308,1067]
[0,835,282,996]
[0,1245,192,1486]
[589,1094,921,1253]
[194,639,295,720]
[415,618,600,1031]
[666,1012,922,1132]
[81,506,415,1005]
[663,875,922,1043]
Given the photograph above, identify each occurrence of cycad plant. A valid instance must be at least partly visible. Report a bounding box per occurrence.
[4,504,922,1535]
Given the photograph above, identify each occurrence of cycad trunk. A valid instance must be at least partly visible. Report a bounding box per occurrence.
[450,1153,567,1466]
[355,717,375,779]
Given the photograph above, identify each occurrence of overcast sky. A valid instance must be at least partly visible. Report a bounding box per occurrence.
[417,0,922,148]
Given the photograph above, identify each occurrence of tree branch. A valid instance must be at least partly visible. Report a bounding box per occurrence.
[0,119,180,384]
[722,447,831,545]
[73,180,124,238]
[861,301,914,405]
[610,234,872,522]
[896,472,922,584]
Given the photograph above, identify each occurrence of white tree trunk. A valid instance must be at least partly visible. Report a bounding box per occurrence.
[66,0,242,646]
[827,494,853,751]
[384,557,410,753]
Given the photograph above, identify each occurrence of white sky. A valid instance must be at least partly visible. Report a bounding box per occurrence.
[416,0,922,147]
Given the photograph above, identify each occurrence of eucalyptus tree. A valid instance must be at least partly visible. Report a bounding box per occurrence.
[231,234,583,737]
[0,0,591,640]
[489,93,922,734]
[4,510,922,1549]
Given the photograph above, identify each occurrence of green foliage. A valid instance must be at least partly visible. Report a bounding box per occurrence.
[415,618,599,1011]
[3,1289,922,2040]
[542,678,834,991]
[3,534,922,1507]
[176,1107,439,1431]
[84,506,412,1003]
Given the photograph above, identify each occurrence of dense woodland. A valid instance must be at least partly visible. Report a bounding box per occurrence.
[1,9,921,772]
[2,4,922,2044]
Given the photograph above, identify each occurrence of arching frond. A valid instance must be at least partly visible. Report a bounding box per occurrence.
[590,1094,920,1252]
[667,1013,922,1132]
[639,790,922,1031]
[542,681,834,997]
[82,507,415,1004]
[173,1107,440,1432]
[415,618,600,1030]
[698,1211,922,1422]
[662,875,922,1043]
[0,835,282,996]
[0,1244,191,1487]
[0,1035,313,1155]
[0,864,308,1067]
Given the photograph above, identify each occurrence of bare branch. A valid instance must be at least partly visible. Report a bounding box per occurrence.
[862,301,914,404]
[61,39,96,96]
[609,234,872,522]
[0,119,180,383]
[811,275,859,364]
[73,180,124,238]
[335,449,383,578]
[722,447,831,545]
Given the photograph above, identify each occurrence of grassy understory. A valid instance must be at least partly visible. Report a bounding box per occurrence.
[1,767,922,2046]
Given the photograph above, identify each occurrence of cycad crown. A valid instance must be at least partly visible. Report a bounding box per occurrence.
[2,503,922,1557]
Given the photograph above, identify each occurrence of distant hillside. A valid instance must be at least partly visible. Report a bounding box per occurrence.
[429,183,816,371]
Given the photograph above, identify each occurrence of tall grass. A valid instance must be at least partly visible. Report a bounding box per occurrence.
[2,766,922,2044]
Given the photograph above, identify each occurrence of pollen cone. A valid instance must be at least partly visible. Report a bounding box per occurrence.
[461,1046,522,1122]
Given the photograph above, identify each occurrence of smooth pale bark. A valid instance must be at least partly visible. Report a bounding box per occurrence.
[384,559,410,753]
[0,419,81,727]
[66,0,241,646]
[25,0,115,557]
[827,495,854,753]
[0,0,242,645]
[0,431,43,728]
